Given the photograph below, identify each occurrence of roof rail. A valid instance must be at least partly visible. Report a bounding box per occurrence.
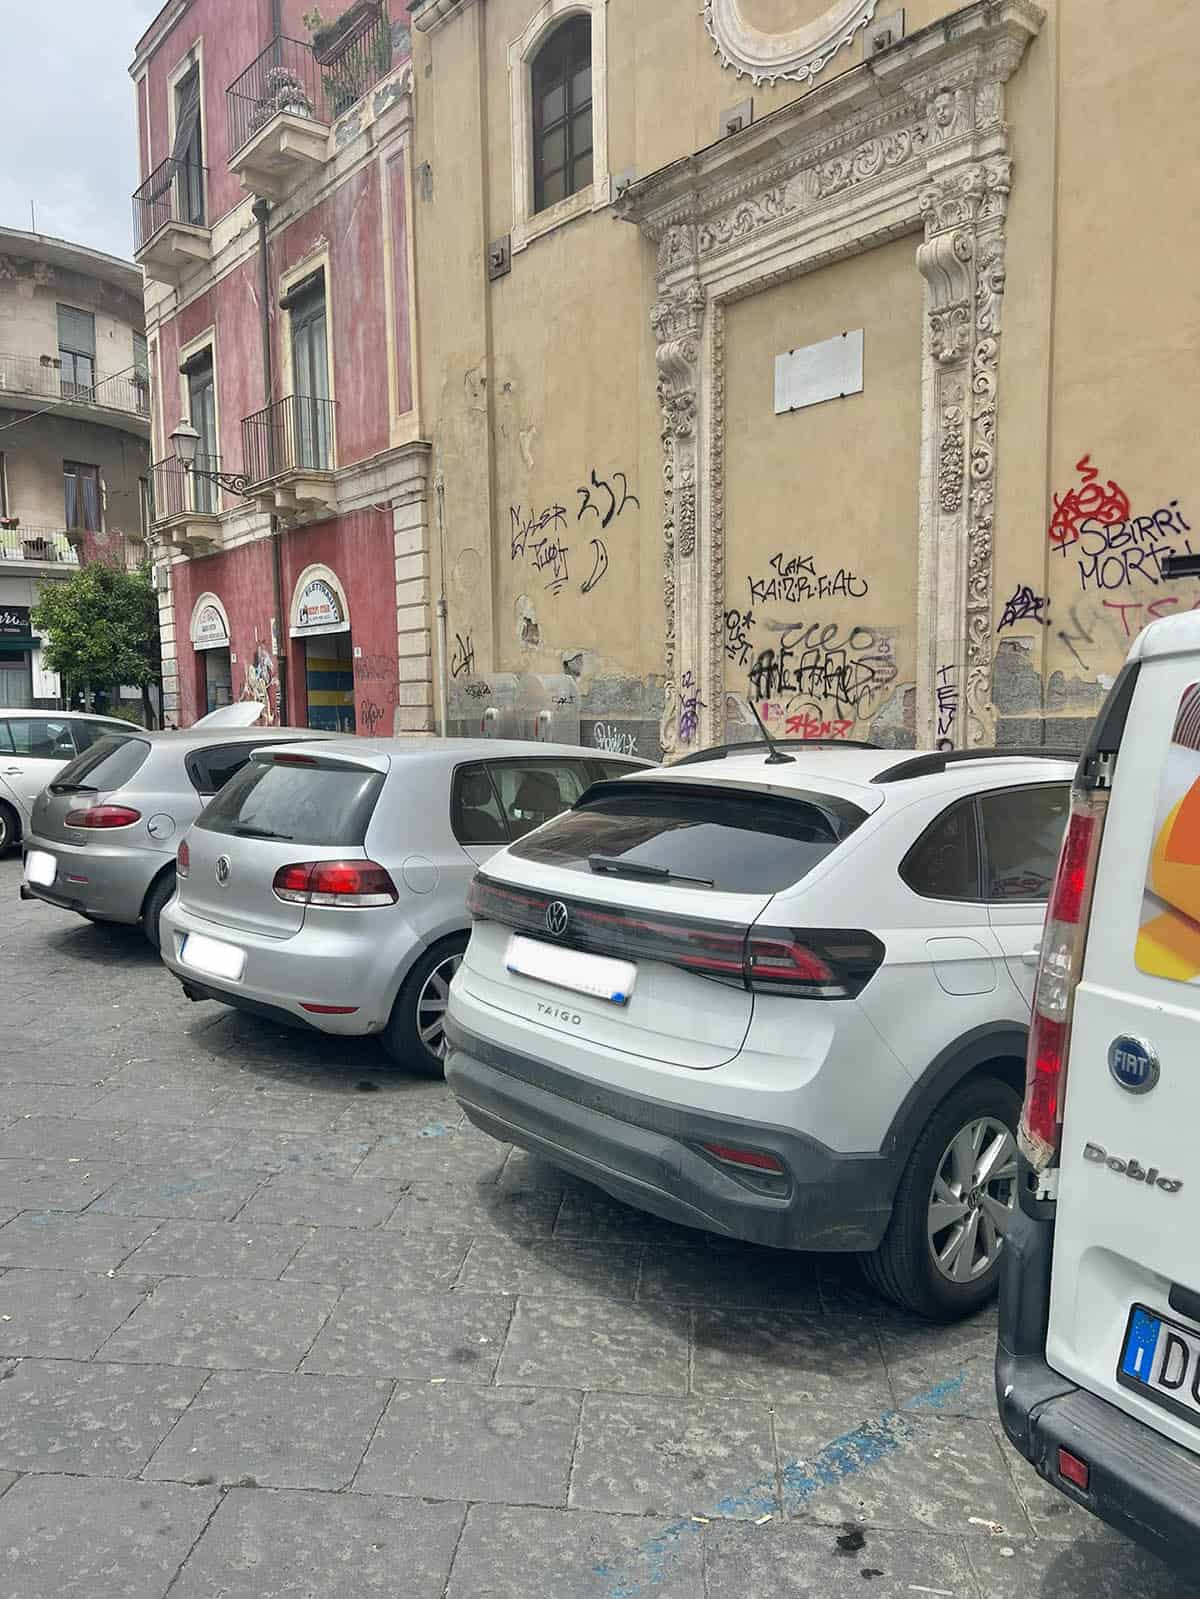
[672,738,881,768]
[872,747,1081,785]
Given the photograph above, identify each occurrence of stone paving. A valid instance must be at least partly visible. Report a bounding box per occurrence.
[0,853,1195,1598]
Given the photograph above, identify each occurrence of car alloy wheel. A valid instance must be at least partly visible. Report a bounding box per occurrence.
[415,951,463,1060]
[926,1113,1017,1284]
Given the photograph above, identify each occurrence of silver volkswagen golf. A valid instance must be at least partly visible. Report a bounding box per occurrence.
[160,738,646,1073]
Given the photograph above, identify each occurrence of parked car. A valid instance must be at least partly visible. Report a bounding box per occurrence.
[159,738,647,1072]
[20,727,330,948]
[0,710,134,853]
[998,611,1200,1571]
[445,742,1077,1321]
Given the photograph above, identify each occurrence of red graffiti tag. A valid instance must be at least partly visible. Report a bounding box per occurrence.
[1049,454,1132,548]
[784,714,854,740]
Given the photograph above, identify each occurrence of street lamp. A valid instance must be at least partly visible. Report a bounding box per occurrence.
[169,418,251,496]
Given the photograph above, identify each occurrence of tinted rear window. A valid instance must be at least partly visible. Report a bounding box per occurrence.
[196,759,383,847]
[508,781,866,894]
[49,735,148,794]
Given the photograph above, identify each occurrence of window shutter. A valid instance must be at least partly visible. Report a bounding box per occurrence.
[279,268,326,311]
[171,68,202,164]
[57,305,95,357]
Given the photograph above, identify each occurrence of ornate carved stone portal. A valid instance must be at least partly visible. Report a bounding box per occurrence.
[617,0,1044,757]
[704,0,880,87]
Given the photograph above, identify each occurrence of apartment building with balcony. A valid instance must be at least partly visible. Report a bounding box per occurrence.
[130,0,427,730]
[0,228,151,708]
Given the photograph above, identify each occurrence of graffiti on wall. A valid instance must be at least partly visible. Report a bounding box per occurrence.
[240,638,277,726]
[745,622,897,722]
[509,466,639,600]
[746,552,869,606]
[998,584,1049,631]
[450,632,476,679]
[678,670,705,745]
[356,651,400,736]
[935,663,958,751]
[592,722,639,756]
[1049,455,1132,548]
[1062,501,1193,593]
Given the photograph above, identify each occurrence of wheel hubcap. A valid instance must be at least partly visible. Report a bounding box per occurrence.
[927,1114,1017,1285]
[416,953,463,1059]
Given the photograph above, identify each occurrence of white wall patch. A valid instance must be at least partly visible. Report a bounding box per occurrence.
[774,329,864,416]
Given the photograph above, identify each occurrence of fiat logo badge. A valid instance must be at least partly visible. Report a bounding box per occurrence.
[545,900,569,937]
[215,855,232,886]
[1108,1035,1160,1096]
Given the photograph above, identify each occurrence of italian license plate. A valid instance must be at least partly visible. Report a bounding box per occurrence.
[1120,1305,1200,1423]
[24,850,56,887]
[179,931,246,982]
[506,934,636,1005]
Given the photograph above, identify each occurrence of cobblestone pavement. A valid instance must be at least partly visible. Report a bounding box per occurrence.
[0,853,1195,1598]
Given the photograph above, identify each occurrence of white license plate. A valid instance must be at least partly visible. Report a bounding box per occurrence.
[24,850,56,887]
[179,931,246,982]
[506,934,636,1005]
[1121,1305,1200,1423]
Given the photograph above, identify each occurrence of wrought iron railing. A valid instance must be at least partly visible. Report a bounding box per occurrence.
[0,528,80,565]
[241,395,336,485]
[0,352,150,418]
[132,156,209,253]
[226,9,394,155]
[149,455,224,522]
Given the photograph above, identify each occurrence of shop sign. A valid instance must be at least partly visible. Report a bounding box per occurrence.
[193,604,229,648]
[0,606,30,638]
[296,578,345,633]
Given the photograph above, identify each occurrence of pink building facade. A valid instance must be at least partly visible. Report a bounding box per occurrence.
[130,0,428,732]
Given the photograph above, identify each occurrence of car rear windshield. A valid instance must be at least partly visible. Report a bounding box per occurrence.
[195,758,384,847]
[49,735,148,794]
[507,780,867,894]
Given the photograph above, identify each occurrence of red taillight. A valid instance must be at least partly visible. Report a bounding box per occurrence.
[300,1003,360,1015]
[272,860,398,907]
[1057,1448,1090,1492]
[1019,791,1107,1174]
[745,927,884,999]
[272,753,317,766]
[64,805,141,829]
[177,839,190,878]
[701,1142,785,1174]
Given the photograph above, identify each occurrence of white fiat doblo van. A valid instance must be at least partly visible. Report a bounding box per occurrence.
[998,597,1200,1573]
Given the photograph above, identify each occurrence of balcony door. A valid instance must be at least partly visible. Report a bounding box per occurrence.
[185,349,217,514]
[289,275,330,472]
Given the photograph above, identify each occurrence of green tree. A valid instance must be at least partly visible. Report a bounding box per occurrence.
[30,561,162,727]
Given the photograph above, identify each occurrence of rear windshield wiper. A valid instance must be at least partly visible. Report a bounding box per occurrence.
[231,824,294,841]
[588,854,714,887]
[49,782,97,795]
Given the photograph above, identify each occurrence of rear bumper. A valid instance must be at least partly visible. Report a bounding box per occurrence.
[21,834,160,923]
[997,1200,1200,1571]
[444,1016,895,1250]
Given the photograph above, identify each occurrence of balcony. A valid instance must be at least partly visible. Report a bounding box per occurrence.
[0,526,81,568]
[0,352,151,438]
[132,157,211,285]
[149,455,224,555]
[242,395,337,522]
[225,5,393,200]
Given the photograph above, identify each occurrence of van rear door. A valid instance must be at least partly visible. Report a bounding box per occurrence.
[1048,661,1200,1460]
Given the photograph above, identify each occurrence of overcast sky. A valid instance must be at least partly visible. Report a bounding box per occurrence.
[0,0,165,262]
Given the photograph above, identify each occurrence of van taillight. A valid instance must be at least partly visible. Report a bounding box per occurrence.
[64,805,141,829]
[177,839,190,877]
[272,861,398,907]
[1019,792,1107,1174]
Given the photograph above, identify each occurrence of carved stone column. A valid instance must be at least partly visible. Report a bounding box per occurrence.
[650,280,705,758]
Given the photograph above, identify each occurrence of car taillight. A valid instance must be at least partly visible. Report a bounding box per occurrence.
[271,860,398,907]
[745,927,885,999]
[177,839,190,878]
[64,805,141,829]
[1019,789,1108,1174]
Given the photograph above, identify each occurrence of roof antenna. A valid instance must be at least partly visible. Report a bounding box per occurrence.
[747,696,795,765]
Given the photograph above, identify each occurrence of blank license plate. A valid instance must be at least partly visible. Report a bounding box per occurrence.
[1120,1305,1200,1424]
[506,934,636,1005]
[24,850,56,887]
[179,932,246,982]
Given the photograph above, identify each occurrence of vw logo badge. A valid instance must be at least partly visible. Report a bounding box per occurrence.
[215,855,232,887]
[1108,1035,1160,1096]
[545,900,569,938]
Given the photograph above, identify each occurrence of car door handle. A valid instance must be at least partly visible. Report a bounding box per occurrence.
[1021,946,1042,968]
[2,767,21,776]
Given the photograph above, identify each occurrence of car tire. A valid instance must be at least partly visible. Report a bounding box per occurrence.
[0,801,18,854]
[381,936,468,1077]
[861,1075,1021,1322]
[140,870,177,951]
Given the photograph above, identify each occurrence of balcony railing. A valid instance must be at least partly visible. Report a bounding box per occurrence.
[133,156,208,254]
[242,395,336,486]
[0,528,80,565]
[226,9,393,155]
[150,455,224,522]
[0,352,150,419]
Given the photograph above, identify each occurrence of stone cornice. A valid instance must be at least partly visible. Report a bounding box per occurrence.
[411,0,482,35]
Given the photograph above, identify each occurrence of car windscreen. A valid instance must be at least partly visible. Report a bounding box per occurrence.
[195,758,384,847]
[507,780,867,894]
[48,735,148,794]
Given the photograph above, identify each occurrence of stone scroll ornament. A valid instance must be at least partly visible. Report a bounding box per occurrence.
[704,0,880,87]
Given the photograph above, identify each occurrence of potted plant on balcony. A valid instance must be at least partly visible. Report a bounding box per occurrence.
[303,2,392,117]
[250,65,316,135]
[0,516,18,532]
[22,534,54,561]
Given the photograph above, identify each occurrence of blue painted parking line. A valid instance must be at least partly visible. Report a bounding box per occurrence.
[592,1371,968,1598]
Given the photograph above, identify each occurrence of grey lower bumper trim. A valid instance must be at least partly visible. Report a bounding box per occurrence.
[445,1017,895,1251]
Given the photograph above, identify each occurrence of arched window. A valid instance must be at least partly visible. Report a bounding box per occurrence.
[531,16,593,214]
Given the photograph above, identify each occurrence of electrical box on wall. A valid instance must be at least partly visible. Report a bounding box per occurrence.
[720,98,753,139]
[867,9,905,56]
[487,235,512,282]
